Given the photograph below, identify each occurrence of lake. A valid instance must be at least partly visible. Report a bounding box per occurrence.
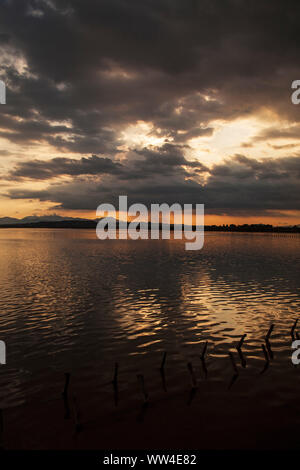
[0,229,300,449]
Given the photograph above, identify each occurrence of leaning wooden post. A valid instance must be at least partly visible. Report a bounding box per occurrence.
[265,324,274,342]
[62,372,70,397]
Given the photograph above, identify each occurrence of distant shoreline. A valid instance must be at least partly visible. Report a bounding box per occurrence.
[0,221,299,233]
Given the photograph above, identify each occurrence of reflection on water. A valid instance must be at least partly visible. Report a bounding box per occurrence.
[0,229,300,447]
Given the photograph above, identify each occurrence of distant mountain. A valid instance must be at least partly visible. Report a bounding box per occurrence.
[0,217,20,225]
[0,216,299,233]
[0,214,91,225]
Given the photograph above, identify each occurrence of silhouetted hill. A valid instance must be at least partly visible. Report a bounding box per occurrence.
[0,215,89,226]
[0,218,299,233]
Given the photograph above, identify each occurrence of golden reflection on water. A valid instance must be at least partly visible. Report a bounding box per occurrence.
[0,229,299,407]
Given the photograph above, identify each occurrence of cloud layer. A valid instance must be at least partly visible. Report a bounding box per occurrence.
[0,0,300,219]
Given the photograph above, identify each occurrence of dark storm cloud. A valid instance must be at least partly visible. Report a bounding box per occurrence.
[7,143,207,180]
[9,155,123,180]
[0,111,71,143]
[1,0,300,147]
[129,144,207,177]
[6,152,300,215]
[1,0,300,214]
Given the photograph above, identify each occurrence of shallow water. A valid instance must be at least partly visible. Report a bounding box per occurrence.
[0,229,300,448]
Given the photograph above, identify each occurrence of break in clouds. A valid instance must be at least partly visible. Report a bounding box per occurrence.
[0,0,300,218]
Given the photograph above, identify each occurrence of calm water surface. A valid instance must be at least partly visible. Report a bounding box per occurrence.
[0,229,300,448]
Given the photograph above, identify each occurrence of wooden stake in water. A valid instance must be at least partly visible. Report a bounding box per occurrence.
[62,373,70,397]
[262,343,269,363]
[260,343,270,374]
[265,324,274,341]
[201,341,208,360]
[228,352,239,389]
[229,352,238,375]
[160,352,167,371]
[237,334,247,350]
[137,374,149,402]
[291,319,298,339]
[187,362,197,389]
[112,362,119,386]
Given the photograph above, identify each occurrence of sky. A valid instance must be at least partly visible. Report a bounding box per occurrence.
[0,0,300,225]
